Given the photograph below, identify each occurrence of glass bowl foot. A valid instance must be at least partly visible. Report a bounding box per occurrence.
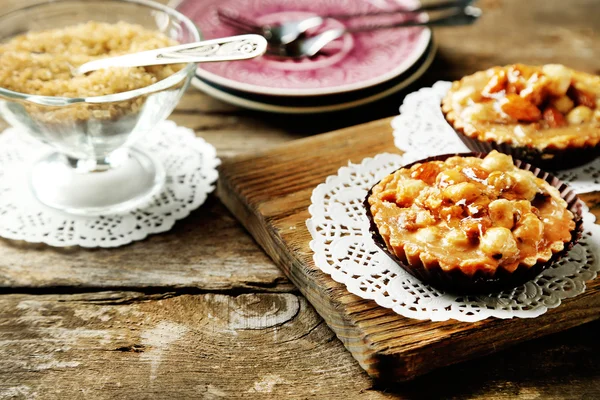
[29,148,164,216]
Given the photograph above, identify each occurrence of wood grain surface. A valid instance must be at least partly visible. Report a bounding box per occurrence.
[0,198,293,293]
[1,0,600,397]
[2,292,600,399]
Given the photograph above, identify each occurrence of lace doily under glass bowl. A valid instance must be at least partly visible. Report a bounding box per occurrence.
[392,81,600,194]
[0,120,219,248]
[307,153,600,322]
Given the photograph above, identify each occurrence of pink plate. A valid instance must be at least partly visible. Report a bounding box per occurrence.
[174,0,431,97]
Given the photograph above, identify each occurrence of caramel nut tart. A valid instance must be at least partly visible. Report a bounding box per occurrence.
[365,151,583,293]
[442,64,600,169]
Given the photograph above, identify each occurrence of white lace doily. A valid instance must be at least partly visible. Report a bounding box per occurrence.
[307,153,600,322]
[392,81,600,194]
[0,120,219,248]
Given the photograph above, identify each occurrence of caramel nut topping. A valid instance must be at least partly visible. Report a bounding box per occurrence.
[442,64,600,150]
[368,151,575,276]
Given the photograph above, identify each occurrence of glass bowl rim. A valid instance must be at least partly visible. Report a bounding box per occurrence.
[0,0,200,106]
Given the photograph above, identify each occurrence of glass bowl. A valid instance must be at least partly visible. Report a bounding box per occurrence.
[0,0,200,215]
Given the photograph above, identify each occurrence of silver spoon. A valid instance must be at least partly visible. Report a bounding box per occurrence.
[74,34,267,75]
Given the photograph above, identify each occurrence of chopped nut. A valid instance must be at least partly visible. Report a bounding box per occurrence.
[488,199,515,229]
[508,170,539,201]
[500,94,542,122]
[467,197,491,217]
[436,168,467,188]
[410,162,441,185]
[396,209,418,231]
[421,188,444,211]
[486,171,516,193]
[415,226,440,243]
[439,205,467,223]
[460,216,492,243]
[568,85,597,109]
[444,229,471,248]
[506,71,526,94]
[442,182,483,203]
[541,64,572,96]
[519,72,549,105]
[551,95,575,114]
[513,213,544,243]
[543,106,568,128]
[480,151,515,172]
[482,70,507,97]
[415,209,436,227]
[480,227,519,259]
[395,179,427,207]
[461,166,489,183]
[566,105,594,124]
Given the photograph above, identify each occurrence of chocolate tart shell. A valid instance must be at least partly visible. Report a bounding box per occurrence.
[442,104,600,170]
[364,152,584,295]
[453,128,600,171]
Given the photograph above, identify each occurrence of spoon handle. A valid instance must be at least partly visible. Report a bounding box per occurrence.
[325,0,476,19]
[75,34,267,75]
[345,6,481,32]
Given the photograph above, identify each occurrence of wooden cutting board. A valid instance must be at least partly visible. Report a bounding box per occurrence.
[217,117,600,383]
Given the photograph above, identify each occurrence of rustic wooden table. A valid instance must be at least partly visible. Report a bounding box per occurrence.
[1,0,600,398]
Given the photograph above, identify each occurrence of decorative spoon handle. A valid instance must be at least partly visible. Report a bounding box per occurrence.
[75,34,267,75]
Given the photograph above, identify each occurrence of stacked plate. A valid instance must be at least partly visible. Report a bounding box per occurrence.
[173,0,436,113]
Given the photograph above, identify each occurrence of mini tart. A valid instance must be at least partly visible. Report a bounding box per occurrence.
[365,151,583,294]
[442,64,600,169]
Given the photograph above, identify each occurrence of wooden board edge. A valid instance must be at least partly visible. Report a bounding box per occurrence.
[217,175,383,378]
[376,295,600,381]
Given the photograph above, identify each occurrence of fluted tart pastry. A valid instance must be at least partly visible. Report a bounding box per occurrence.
[365,151,582,293]
[442,64,600,168]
